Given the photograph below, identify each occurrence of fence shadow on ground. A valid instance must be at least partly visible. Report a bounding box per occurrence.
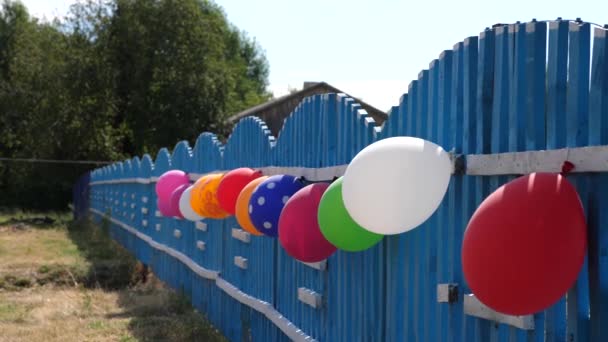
[66,215,227,342]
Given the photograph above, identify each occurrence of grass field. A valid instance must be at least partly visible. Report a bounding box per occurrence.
[0,209,226,342]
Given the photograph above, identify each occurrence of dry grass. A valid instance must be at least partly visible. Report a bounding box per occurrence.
[0,227,82,271]
[0,212,226,342]
[0,288,127,341]
[0,285,226,342]
[0,214,136,290]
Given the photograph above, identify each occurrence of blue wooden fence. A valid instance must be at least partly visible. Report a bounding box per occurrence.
[73,20,608,341]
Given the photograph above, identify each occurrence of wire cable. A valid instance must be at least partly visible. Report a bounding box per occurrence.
[0,157,112,165]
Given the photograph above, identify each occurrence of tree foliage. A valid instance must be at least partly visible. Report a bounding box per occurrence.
[0,0,270,209]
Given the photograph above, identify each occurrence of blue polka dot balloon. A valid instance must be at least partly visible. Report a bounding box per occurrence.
[249,175,305,237]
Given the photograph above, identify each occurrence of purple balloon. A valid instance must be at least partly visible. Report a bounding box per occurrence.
[156,170,189,202]
[157,198,173,217]
[170,184,189,219]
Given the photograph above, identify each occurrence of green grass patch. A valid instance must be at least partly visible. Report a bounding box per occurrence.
[119,336,137,342]
[41,236,80,257]
[0,302,36,323]
[87,320,106,330]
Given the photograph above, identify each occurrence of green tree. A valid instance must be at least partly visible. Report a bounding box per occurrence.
[105,0,270,154]
[0,0,270,209]
[0,0,124,208]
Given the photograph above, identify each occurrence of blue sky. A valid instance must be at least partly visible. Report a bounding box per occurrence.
[21,0,606,111]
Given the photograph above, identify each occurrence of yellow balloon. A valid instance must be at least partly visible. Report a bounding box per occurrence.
[190,174,215,217]
[190,173,230,219]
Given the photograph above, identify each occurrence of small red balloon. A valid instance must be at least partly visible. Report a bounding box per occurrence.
[462,173,587,315]
[217,168,263,215]
[279,183,337,263]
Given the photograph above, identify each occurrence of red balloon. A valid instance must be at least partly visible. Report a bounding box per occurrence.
[462,173,587,315]
[217,168,263,215]
[279,183,337,262]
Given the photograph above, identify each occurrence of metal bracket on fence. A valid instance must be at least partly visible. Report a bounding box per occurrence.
[301,260,327,271]
[437,283,459,303]
[155,210,162,217]
[130,214,135,220]
[231,228,251,243]
[463,294,534,330]
[297,288,322,309]
[195,221,207,231]
[451,153,465,175]
[234,256,248,269]
[196,241,206,251]
[174,229,181,238]
[141,208,149,214]
[142,196,148,203]
[131,204,136,209]
[142,220,148,227]
[155,224,161,231]
[131,194,135,199]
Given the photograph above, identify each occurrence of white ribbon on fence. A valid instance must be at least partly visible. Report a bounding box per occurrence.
[89,144,608,186]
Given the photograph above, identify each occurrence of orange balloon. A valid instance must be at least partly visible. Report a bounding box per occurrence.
[190,174,216,217]
[235,176,268,236]
[191,173,230,219]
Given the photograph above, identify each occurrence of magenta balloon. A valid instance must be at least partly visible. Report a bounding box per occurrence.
[156,198,173,217]
[156,170,189,201]
[170,184,188,219]
[278,183,337,262]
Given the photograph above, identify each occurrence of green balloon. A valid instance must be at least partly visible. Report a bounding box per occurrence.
[318,177,383,251]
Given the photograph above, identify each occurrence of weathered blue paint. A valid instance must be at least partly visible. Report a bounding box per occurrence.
[77,21,608,342]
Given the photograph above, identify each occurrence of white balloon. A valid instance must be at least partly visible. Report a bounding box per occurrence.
[342,136,452,235]
[179,186,205,222]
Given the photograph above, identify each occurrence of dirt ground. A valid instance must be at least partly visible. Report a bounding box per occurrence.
[0,211,226,342]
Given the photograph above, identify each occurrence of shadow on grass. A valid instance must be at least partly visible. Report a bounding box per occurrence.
[66,217,139,289]
[66,216,227,342]
[0,210,72,230]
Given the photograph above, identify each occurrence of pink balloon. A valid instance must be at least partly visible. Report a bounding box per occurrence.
[279,183,337,262]
[156,170,189,201]
[170,184,189,219]
[157,198,173,217]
